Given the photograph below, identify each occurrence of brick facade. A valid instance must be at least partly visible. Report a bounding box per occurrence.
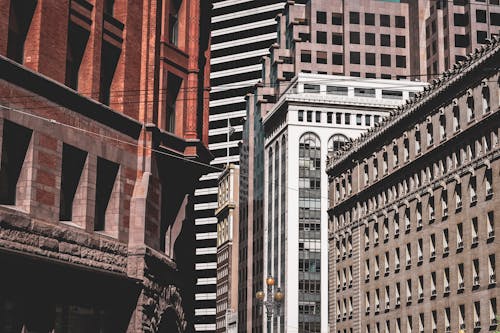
[0,0,211,332]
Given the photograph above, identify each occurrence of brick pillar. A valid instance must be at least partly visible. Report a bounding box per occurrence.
[30,132,62,221]
[0,0,10,56]
[24,0,70,84]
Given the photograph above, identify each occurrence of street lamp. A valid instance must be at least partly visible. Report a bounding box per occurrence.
[256,276,284,331]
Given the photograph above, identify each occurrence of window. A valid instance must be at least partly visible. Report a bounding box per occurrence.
[441,189,448,217]
[393,144,399,166]
[457,223,464,250]
[66,24,89,90]
[336,113,342,124]
[406,243,411,267]
[332,53,343,65]
[315,111,321,123]
[467,96,475,122]
[490,298,497,327]
[316,31,327,44]
[301,51,311,63]
[396,35,406,48]
[94,157,120,232]
[403,138,409,161]
[298,110,304,122]
[415,130,421,154]
[317,11,326,24]
[477,30,488,44]
[476,9,487,23]
[395,16,405,28]
[381,54,391,67]
[492,12,500,25]
[482,86,490,113]
[59,144,87,221]
[430,234,436,258]
[316,51,327,64]
[365,32,375,45]
[453,106,460,132]
[307,111,312,122]
[332,33,343,45]
[455,183,462,210]
[356,114,362,126]
[455,34,469,47]
[0,120,33,205]
[350,31,360,44]
[355,88,375,97]
[99,41,120,105]
[332,13,343,25]
[373,159,378,179]
[489,254,496,284]
[381,34,390,46]
[426,123,433,146]
[439,114,446,139]
[169,0,181,45]
[428,196,435,221]
[486,167,493,197]
[471,218,479,245]
[7,0,37,64]
[166,73,182,133]
[345,113,351,125]
[406,279,412,302]
[104,0,115,16]
[380,14,390,27]
[396,56,406,68]
[468,175,477,204]
[326,112,333,124]
[350,11,360,24]
[350,52,360,64]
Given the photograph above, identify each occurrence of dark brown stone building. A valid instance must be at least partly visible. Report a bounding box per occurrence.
[327,38,500,333]
[0,0,211,331]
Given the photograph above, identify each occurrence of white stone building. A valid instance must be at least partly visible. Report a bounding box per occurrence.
[261,73,426,333]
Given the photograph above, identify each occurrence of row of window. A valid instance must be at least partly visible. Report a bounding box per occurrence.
[317,11,405,28]
[336,299,498,333]
[298,110,381,126]
[333,81,496,206]
[319,31,406,48]
[335,210,494,267]
[301,50,406,68]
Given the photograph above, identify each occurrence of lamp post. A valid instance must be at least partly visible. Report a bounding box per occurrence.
[256,276,284,333]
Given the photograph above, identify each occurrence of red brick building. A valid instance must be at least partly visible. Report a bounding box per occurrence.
[0,0,211,332]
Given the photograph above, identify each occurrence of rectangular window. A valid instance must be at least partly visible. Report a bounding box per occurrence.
[59,144,87,221]
[315,111,321,123]
[380,14,390,27]
[356,114,362,126]
[350,52,360,64]
[366,53,375,66]
[166,73,182,133]
[332,53,343,65]
[316,31,327,44]
[381,34,391,46]
[365,32,375,45]
[301,51,311,63]
[350,11,360,24]
[94,157,120,231]
[396,55,406,68]
[345,113,351,125]
[327,112,333,124]
[327,86,348,96]
[332,33,343,45]
[316,11,327,24]
[306,111,313,122]
[0,120,33,205]
[316,51,327,64]
[395,16,405,28]
[476,9,487,23]
[354,88,375,97]
[350,31,360,44]
[455,34,470,47]
[298,110,304,122]
[381,54,391,67]
[396,35,406,48]
[365,13,375,25]
[332,13,343,25]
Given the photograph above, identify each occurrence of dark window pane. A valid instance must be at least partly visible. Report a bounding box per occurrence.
[395,16,405,28]
[350,11,360,24]
[396,35,405,48]
[350,51,360,64]
[317,31,327,44]
[380,14,390,27]
[332,13,343,25]
[366,53,375,66]
[365,33,375,45]
[396,55,406,68]
[365,13,375,25]
[332,53,343,65]
[381,34,390,46]
[381,54,391,67]
[332,33,343,45]
[350,31,360,44]
[317,11,326,24]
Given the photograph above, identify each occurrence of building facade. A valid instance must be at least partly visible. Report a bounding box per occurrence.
[0,0,211,331]
[327,38,500,333]
[425,0,500,79]
[262,73,425,333]
[215,164,239,333]
[194,2,289,331]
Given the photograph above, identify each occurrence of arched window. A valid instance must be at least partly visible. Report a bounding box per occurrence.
[328,133,349,154]
[298,132,321,331]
